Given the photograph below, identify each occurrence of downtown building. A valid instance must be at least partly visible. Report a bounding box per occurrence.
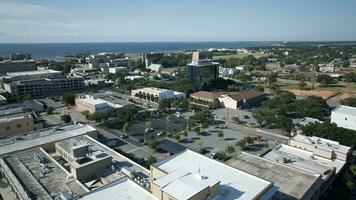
[187,52,219,90]
[4,75,85,97]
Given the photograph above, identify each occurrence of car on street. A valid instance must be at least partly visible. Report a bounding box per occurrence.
[145,128,155,133]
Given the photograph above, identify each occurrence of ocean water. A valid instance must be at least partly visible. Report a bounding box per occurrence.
[0,41,275,60]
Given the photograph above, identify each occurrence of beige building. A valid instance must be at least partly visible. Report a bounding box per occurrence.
[0,113,43,138]
[151,149,277,200]
[75,93,134,114]
[289,134,351,161]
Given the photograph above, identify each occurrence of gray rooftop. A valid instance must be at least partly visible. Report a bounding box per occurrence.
[291,134,351,154]
[0,124,97,156]
[263,144,346,176]
[1,147,88,199]
[226,152,322,200]
[57,135,149,181]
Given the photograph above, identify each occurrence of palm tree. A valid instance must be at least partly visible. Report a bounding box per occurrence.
[166,115,171,134]
[122,122,129,135]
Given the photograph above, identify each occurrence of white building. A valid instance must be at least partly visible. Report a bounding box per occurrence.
[147,64,163,72]
[108,67,127,74]
[289,134,351,161]
[75,92,134,114]
[219,67,235,77]
[131,87,185,102]
[331,105,356,131]
[150,149,277,200]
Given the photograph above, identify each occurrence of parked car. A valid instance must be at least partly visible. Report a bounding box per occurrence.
[157,131,166,137]
[145,128,154,133]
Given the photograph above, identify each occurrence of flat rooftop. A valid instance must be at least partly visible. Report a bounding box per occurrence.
[263,144,345,175]
[226,152,322,200]
[296,117,323,127]
[154,150,276,200]
[77,178,157,200]
[0,107,25,117]
[136,87,171,93]
[57,135,149,180]
[291,134,351,154]
[332,105,356,116]
[0,124,96,156]
[76,97,107,105]
[0,113,31,124]
[99,95,134,108]
[1,147,88,199]
[6,69,61,77]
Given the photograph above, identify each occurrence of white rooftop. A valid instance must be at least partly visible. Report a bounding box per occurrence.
[332,105,356,116]
[296,117,323,126]
[79,178,157,200]
[291,135,351,154]
[77,96,107,105]
[154,150,276,200]
[135,87,171,93]
[6,69,61,76]
[263,144,345,175]
[154,169,219,200]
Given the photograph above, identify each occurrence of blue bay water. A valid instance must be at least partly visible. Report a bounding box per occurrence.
[0,41,275,60]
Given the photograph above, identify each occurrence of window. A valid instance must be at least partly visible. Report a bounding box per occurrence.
[17,124,21,128]
[345,118,348,121]
[5,126,10,130]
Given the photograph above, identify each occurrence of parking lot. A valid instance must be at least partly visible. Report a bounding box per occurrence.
[177,126,278,157]
[122,115,191,141]
[213,108,257,124]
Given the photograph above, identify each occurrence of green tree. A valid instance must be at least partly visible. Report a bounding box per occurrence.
[217,131,224,138]
[166,115,172,133]
[145,120,152,128]
[225,145,235,154]
[237,139,248,150]
[316,74,335,87]
[61,114,72,123]
[46,106,54,115]
[147,155,157,165]
[122,122,130,135]
[23,93,33,101]
[196,140,204,152]
[341,97,356,107]
[62,94,76,105]
[147,139,158,150]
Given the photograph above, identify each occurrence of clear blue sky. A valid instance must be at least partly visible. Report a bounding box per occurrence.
[0,0,356,43]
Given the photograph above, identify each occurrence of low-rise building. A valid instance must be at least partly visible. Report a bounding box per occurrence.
[4,76,85,97]
[227,152,323,200]
[109,67,128,74]
[190,91,221,103]
[330,105,356,131]
[131,87,185,102]
[75,93,134,114]
[77,178,158,200]
[288,134,351,162]
[219,67,235,77]
[263,143,346,199]
[150,149,277,200]
[147,64,163,72]
[218,91,266,109]
[0,60,37,75]
[0,147,89,200]
[0,113,43,138]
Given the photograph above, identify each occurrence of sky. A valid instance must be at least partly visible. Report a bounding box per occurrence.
[0,0,356,43]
